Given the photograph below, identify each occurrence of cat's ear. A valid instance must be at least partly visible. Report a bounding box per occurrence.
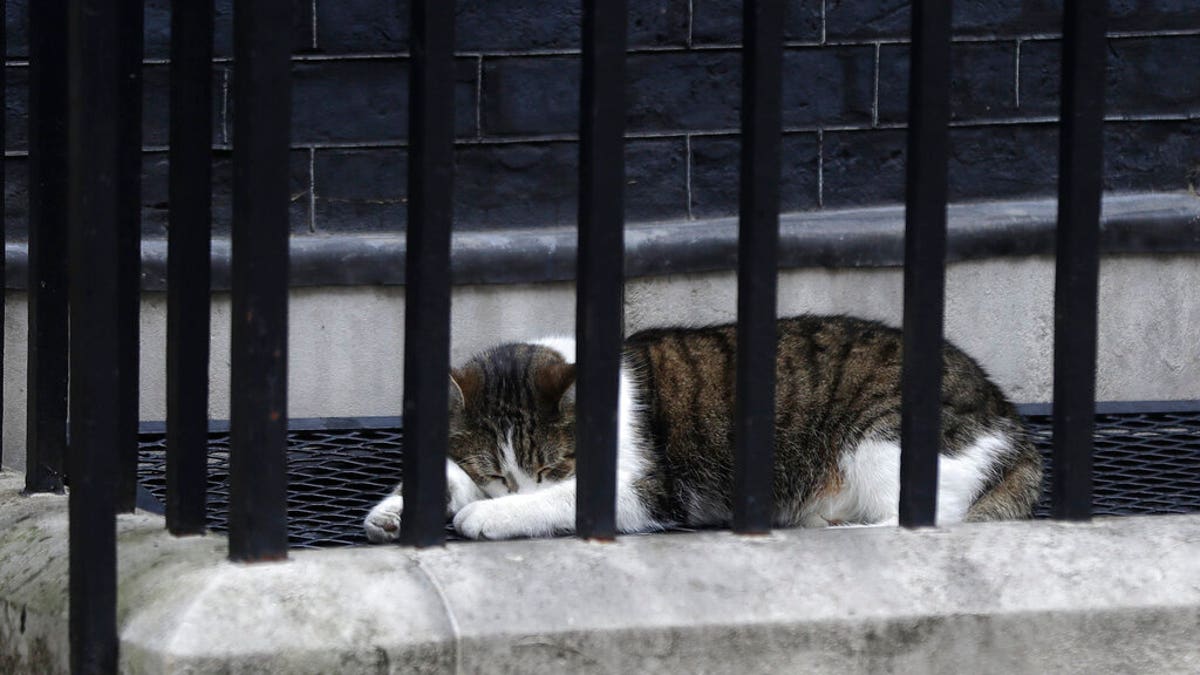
[558,379,576,414]
[449,367,482,413]
[535,362,576,414]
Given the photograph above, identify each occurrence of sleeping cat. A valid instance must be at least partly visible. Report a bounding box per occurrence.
[365,315,1042,542]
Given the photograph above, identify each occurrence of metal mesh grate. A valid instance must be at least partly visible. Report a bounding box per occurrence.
[137,407,1200,548]
[1025,409,1200,518]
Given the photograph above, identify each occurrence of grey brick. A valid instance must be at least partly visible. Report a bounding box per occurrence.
[456,139,688,229]
[5,0,28,58]
[4,148,309,240]
[826,0,1060,41]
[1016,40,1059,116]
[691,0,822,45]
[689,133,819,218]
[483,51,745,136]
[141,149,311,236]
[141,65,228,148]
[314,148,407,233]
[628,51,743,132]
[143,0,313,59]
[454,143,579,228]
[6,64,223,153]
[458,0,689,52]
[825,0,910,40]
[1020,36,1200,118]
[318,0,688,54]
[482,57,578,136]
[314,139,688,232]
[1108,0,1200,32]
[286,58,477,144]
[5,66,26,151]
[825,124,1061,206]
[827,0,1200,41]
[315,0,408,54]
[782,47,875,127]
[822,129,907,207]
[878,42,1018,124]
[947,124,1058,200]
[5,0,312,59]
[482,47,874,136]
[4,158,28,239]
[1104,120,1200,193]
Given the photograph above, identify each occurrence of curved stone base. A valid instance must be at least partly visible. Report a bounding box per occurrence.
[2,471,1199,673]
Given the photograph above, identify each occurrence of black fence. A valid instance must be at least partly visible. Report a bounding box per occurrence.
[5,1,1111,672]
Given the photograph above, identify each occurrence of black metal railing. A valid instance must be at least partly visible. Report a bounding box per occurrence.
[10,1,1110,671]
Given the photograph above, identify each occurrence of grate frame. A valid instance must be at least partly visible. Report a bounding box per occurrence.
[136,402,1200,548]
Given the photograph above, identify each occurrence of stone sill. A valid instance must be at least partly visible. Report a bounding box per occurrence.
[4,191,1199,291]
[2,470,1200,673]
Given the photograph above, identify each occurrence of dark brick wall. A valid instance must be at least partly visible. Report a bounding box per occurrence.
[4,1,1199,238]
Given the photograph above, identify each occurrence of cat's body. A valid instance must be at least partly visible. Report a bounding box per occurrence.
[365,315,1042,542]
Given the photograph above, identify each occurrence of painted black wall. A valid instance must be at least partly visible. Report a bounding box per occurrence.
[4,1,1199,239]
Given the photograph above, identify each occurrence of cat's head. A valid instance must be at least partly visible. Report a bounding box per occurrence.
[448,343,577,497]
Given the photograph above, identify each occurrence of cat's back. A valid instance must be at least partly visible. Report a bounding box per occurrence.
[624,314,1021,452]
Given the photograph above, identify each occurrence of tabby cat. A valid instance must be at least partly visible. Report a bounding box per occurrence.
[365,315,1042,542]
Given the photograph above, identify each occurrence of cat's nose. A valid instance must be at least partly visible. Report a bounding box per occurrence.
[506,473,518,493]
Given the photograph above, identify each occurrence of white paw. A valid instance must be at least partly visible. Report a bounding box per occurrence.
[446,461,484,516]
[364,495,404,544]
[453,497,561,540]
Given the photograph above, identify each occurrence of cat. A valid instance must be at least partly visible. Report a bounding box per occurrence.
[364,315,1043,542]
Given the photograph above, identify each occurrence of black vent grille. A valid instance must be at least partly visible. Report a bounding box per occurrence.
[1025,408,1200,518]
[136,406,1200,548]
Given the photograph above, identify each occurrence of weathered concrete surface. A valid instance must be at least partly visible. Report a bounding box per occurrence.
[6,253,1200,471]
[3,470,1200,673]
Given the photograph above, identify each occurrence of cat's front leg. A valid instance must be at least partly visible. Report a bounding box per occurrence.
[363,459,486,544]
[452,477,660,539]
[453,480,577,540]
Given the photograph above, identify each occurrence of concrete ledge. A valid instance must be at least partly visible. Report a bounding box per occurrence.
[4,191,1199,289]
[3,470,1200,673]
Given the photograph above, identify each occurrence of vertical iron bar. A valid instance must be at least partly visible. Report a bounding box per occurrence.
[67,0,121,669]
[25,0,70,494]
[575,0,627,540]
[0,0,5,466]
[1052,0,1106,521]
[732,0,784,535]
[228,0,292,561]
[115,0,144,513]
[166,0,215,535]
[571,0,628,535]
[400,0,455,548]
[899,0,952,528]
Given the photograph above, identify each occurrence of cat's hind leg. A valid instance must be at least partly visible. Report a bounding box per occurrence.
[805,432,1017,528]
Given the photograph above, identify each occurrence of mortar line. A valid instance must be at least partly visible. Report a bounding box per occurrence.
[105,26,1200,66]
[820,0,827,45]
[475,56,484,138]
[687,0,694,48]
[311,0,319,50]
[685,134,694,219]
[817,129,825,208]
[1014,39,1022,109]
[872,43,880,127]
[221,69,230,145]
[413,558,463,675]
[308,147,317,233]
